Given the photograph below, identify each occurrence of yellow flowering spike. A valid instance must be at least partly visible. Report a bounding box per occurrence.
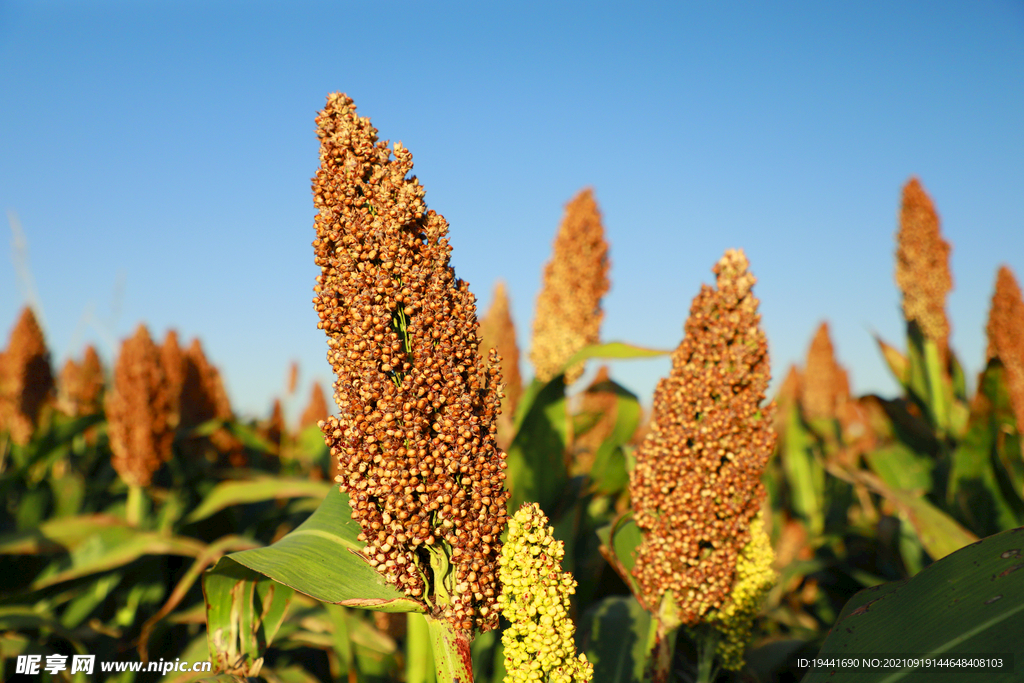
[707,512,776,671]
[498,503,593,683]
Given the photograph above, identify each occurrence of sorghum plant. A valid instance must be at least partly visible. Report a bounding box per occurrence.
[106,324,174,523]
[629,249,776,681]
[57,344,104,417]
[0,306,54,446]
[311,93,510,635]
[985,265,1024,437]
[530,189,610,385]
[480,281,522,449]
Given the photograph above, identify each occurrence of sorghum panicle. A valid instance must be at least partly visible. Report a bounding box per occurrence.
[0,307,54,445]
[895,178,953,355]
[498,503,593,683]
[479,281,522,448]
[801,322,849,421]
[629,249,776,626]
[300,380,330,430]
[57,345,104,417]
[986,266,1024,435]
[161,330,186,429]
[573,366,617,475]
[106,324,174,487]
[311,93,509,632]
[530,189,610,385]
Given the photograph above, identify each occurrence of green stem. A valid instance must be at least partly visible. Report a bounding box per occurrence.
[407,612,435,683]
[694,625,720,683]
[923,338,949,435]
[425,614,473,683]
[126,485,144,527]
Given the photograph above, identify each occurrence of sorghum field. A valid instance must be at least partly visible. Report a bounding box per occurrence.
[2,94,1022,683]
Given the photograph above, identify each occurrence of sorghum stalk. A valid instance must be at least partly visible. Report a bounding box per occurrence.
[530,189,610,385]
[310,94,509,664]
[629,249,776,681]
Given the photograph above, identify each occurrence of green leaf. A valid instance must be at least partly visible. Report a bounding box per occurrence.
[579,595,651,683]
[804,526,1024,683]
[866,443,934,494]
[223,487,424,613]
[505,376,568,514]
[948,360,1024,536]
[0,516,206,589]
[597,512,644,602]
[588,380,642,496]
[884,489,977,562]
[563,341,672,371]
[203,558,293,677]
[781,402,826,537]
[186,478,333,523]
[875,335,908,386]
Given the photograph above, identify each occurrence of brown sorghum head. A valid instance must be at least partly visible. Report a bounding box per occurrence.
[106,324,174,487]
[530,188,610,385]
[0,307,54,445]
[985,266,1024,435]
[287,361,299,395]
[801,322,850,421]
[895,178,953,354]
[479,281,522,449]
[57,345,104,417]
[179,338,232,428]
[264,398,285,450]
[311,93,509,632]
[629,249,776,625]
[300,380,330,430]
[161,330,186,429]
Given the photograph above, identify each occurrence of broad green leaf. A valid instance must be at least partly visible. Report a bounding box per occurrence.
[579,595,651,683]
[781,403,825,537]
[597,512,644,601]
[866,444,933,494]
[948,360,1023,536]
[884,489,976,561]
[0,516,205,589]
[203,559,293,677]
[564,342,672,371]
[505,376,568,514]
[804,526,1024,683]
[186,478,333,523]
[224,487,424,613]
[588,379,642,496]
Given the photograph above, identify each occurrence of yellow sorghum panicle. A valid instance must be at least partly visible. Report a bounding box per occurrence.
[300,380,330,429]
[311,93,509,632]
[986,266,1024,435]
[57,345,104,417]
[629,249,776,625]
[707,512,776,671]
[530,189,610,385]
[480,281,522,449]
[895,178,953,355]
[0,307,54,445]
[801,322,850,421]
[106,325,174,487]
[498,503,593,683]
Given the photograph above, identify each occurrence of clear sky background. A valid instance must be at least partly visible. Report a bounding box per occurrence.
[2,1,1023,424]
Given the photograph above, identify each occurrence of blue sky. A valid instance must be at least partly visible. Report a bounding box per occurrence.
[2,1,1022,422]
